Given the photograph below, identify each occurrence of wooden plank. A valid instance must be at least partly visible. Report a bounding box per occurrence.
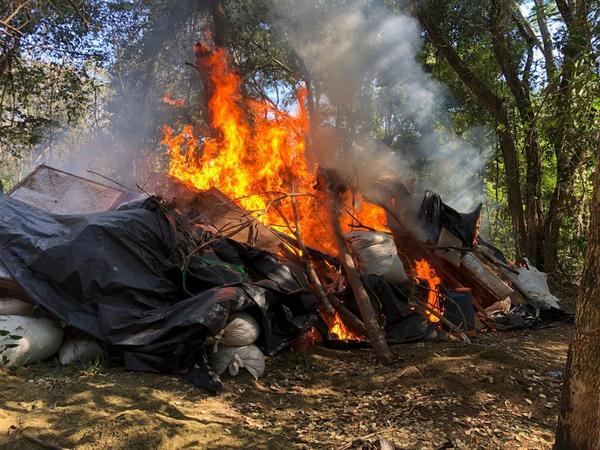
[461,252,514,300]
[187,187,283,253]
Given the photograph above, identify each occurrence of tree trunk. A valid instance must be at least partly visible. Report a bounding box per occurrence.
[532,0,557,80]
[542,0,591,272]
[489,1,544,263]
[210,0,226,48]
[543,166,572,272]
[554,144,600,449]
[414,8,527,256]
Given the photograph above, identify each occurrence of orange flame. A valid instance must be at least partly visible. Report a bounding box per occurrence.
[162,46,388,251]
[414,259,442,323]
[162,93,185,107]
[329,311,363,341]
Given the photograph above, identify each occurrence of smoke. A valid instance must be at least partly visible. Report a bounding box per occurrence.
[271,0,490,212]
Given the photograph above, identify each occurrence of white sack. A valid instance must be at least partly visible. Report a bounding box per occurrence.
[0,315,63,367]
[209,344,265,379]
[346,231,408,284]
[222,313,261,347]
[0,298,34,316]
[58,338,104,365]
[504,258,560,309]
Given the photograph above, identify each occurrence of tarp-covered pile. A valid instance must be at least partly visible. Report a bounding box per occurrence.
[0,194,317,390]
[0,165,573,391]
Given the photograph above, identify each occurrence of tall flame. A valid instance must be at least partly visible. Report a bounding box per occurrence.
[162,46,388,251]
[414,259,442,323]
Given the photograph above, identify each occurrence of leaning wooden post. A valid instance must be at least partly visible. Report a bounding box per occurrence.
[320,168,393,365]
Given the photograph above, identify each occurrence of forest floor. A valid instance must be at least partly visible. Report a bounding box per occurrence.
[0,283,576,450]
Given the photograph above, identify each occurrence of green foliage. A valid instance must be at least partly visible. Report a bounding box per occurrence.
[0,0,598,277]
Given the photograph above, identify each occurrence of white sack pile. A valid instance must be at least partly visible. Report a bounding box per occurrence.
[209,312,265,379]
[0,297,103,367]
[0,314,63,367]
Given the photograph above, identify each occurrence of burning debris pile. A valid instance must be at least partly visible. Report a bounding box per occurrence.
[0,46,570,390]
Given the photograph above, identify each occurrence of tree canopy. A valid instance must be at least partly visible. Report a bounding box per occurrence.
[1,0,598,275]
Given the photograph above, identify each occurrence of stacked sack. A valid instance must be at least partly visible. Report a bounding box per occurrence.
[0,297,104,367]
[346,231,409,284]
[209,313,265,379]
[0,297,63,367]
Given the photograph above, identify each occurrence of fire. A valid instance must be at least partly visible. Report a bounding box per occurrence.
[162,93,185,107]
[162,45,389,251]
[329,311,363,341]
[347,196,390,233]
[414,259,442,323]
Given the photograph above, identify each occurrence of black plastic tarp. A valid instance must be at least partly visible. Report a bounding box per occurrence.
[0,195,317,379]
[489,300,573,330]
[364,275,435,343]
[419,190,482,246]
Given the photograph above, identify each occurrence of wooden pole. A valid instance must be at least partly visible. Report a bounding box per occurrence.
[321,169,393,364]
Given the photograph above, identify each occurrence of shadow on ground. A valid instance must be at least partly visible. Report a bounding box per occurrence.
[0,324,570,449]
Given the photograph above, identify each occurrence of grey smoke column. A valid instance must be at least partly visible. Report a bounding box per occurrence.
[272,0,489,211]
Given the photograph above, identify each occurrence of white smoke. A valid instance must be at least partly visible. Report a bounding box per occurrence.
[271,0,490,212]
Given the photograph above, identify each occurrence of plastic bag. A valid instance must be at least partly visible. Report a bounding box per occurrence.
[505,258,560,309]
[346,232,408,284]
[0,298,34,316]
[222,313,260,347]
[0,315,63,367]
[208,344,265,379]
[58,338,104,365]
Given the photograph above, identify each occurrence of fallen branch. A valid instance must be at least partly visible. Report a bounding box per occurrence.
[321,168,393,365]
[409,296,471,344]
[22,433,69,450]
[270,199,335,315]
[326,292,367,337]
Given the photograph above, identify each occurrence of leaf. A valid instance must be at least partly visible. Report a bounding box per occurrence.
[592,98,600,111]
[9,335,23,340]
[0,330,9,336]
[4,344,19,349]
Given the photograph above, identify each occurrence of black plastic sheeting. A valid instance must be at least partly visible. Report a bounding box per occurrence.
[419,190,482,246]
[489,300,574,330]
[365,275,436,344]
[0,195,317,387]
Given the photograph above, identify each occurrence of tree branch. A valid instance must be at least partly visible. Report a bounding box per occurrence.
[533,0,557,80]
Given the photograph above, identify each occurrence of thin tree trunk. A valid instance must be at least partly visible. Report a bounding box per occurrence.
[543,0,591,272]
[533,0,557,81]
[554,142,600,449]
[414,9,527,256]
[490,1,544,263]
[210,0,226,48]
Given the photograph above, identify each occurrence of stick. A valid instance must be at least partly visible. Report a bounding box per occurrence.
[23,434,69,450]
[86,169,135,191]
[321,169,393,365]
[410,297,471,344]
[289,187,335,314]
[271,199,335,315]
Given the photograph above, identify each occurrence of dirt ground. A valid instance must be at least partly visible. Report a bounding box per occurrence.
[0,285,575,450]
